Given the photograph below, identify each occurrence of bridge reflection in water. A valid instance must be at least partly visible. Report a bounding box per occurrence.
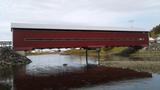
[0,54,158,90]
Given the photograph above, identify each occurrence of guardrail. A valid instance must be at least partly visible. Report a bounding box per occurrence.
[0,41,12,47]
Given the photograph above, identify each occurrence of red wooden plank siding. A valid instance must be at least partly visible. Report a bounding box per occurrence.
[12,28,149,51]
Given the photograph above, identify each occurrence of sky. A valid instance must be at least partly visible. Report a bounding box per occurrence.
[0,0,160,40]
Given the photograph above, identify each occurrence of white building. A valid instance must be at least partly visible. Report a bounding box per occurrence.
[156,37,160,43]
[149,37,155,43]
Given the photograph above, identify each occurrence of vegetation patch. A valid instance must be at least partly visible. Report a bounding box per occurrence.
[61,47,128,58]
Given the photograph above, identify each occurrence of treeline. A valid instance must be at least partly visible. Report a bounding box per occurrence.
[150,24,160,38]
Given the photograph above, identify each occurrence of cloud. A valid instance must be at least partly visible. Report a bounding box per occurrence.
[10,0,160,25]
[0,22,11,40]
[0,0,160,40]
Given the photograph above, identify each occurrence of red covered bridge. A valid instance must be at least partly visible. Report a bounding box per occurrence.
[11,23,149,51]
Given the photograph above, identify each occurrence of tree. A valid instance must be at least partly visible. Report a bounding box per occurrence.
[150,24,160,38]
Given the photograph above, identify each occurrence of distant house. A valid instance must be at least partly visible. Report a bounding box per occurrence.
[149,37,155,43]
[0,41,12,47]
[156,36,160,43]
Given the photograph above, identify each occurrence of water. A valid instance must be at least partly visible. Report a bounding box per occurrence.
[26,54,97,75]
[71,74,160,90]
[0,54,160,90]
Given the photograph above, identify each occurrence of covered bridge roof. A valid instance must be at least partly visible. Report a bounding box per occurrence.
[11,23,149,32]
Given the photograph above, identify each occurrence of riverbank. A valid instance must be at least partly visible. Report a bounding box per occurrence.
[102,61,160,74]
[61,45,160,57]
[0,48,31,68]
[61,47,160,74]
[15,65,151,90]
[130,50,160,58]
[61,47,128,59]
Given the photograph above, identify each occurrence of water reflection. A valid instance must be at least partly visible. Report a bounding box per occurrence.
[71,74,160,90]
[26,54,97,75]
[0,54,160,90]
[0,68,14,90]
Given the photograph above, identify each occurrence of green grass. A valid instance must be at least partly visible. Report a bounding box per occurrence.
[107,47,127,52]
[131,50,160,57]
[61,47,128,57]
[62,49,99,57]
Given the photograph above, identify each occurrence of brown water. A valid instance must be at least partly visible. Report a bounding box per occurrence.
[0,54,160,90]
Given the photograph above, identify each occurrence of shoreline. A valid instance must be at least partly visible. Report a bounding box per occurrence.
[101,60,160,74]
[0,48,31,69]
[60,46,160,57]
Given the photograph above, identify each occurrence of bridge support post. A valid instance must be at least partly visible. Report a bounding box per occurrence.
[85,48,89,66]
[97,48,101,65]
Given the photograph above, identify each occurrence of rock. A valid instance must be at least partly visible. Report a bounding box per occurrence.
[0,47,31,68]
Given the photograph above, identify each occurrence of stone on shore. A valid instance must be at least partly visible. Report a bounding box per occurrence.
[0,48,31,68]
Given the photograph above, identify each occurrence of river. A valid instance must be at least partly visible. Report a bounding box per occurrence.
[0,54,160,90]
[26,54,97,76]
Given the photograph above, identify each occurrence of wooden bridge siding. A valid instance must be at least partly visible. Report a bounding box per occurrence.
[12,29,149,51]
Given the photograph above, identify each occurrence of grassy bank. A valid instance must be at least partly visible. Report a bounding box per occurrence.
[62,47,160,59]
[61,47,160,74]
[102,61,160,74]
[26,52,58,56]
[61,47,128,59]
[130,50,160,57]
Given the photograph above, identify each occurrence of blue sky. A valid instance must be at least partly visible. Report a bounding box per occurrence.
[0,0,160,40]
